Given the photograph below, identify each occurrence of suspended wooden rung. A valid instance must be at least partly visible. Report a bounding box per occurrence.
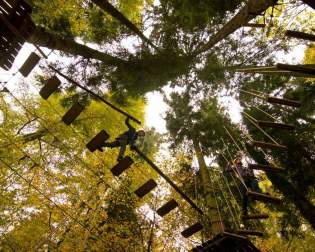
[257,121,294,130]
[156,199,178,217]
[248,163,285,173]
[285,30,315,42]
[39,76,61,99]
[235,230,264,237]
[242,214,269,220]
[19,52,41,77]
[181,222,203,238]
[244,23,265,28]
[252,140,288,151]
[86,130,109,152]
[134,179,157,198]
[111,156,134,176]
[276,63,315,75]
[247,191,281,204]
[62,103,84,125]
[267,96,301,108]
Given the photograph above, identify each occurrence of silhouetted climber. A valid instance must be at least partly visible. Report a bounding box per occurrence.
[102,117,145,161]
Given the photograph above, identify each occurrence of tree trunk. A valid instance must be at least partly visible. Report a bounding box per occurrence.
[195,0,276,55]
[91,0,158,51]
[193,138,224,237]
[301,0,315,9]
[27,26,127,66]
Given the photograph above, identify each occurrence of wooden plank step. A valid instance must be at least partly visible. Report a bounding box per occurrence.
[134,179,157,198]
[267,96,301,108]
[62,103,84,125]
[235,230,264,237]
[156,199,178,217]
[252,140,288,151]
[86,130,109,152]
[19,52,40,77]
[39,76,61,99]
[242,214,269,220]
[181,222,203,238]
[248,163,285,173]
[257,121,294,130]
[285,30,315,42]
[111,156,134,176]
[247,191,281,204]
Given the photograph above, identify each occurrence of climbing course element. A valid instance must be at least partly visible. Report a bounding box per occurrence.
[0,0,35,70]
[242,214,269,220]
[111,156,134,176]
[39,76,61,100]
[134,179,157,198]
[257,121,294,130]
[247,191,281,204]
[285,30,315,42]
[251,140,288,151]
[86,130,110,152]
[19,52,40,77]
[235,230,264,237]
[248,163,285,173]
[156,199,178,217]
[235,64,315,77]
[62,103,84,125]
[132,146,203,214]
[266,96,301,108]
[192,232,259,252]
[181,222,203,238]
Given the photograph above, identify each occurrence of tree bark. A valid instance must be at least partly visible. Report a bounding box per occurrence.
[91,0,158,51]
[194,0,277,55]
[27,26,127,66]
[193,138,224,237]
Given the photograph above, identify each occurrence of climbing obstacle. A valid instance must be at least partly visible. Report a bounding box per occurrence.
[285,30,315,42]
[39,76,61,99]
[248,163,285,173]
[156,199,178,217]
[111,156,134,176]
[86,130,109,152]
[257,121,294,131]
[247,191,281,204]
[235,230,264,237]
[266,96,301,108]
[251,140,288,151]
[18,52,41,77]
[242,214,269,220]
[181,222,203,238]
[0,0,35,70]
[62,103,84,125]
[134,179,157,198]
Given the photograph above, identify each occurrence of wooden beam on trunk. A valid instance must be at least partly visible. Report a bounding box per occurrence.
[248,163,285,173]
[257,121,295,130]
[247,191,281,204]
[267,96,301,108]
[252,140,288,151]
[285,30,315,41]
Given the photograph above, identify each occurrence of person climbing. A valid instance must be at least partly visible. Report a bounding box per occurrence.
[102,117,145,161]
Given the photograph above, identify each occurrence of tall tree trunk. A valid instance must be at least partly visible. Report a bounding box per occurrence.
[301,0,315,9]
[194,0,276,55]
[91,0,158,51]
[27,26,127,66]
[193,138,224,237]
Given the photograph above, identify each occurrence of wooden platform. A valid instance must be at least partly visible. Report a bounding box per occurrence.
[39,76,61,100]
[257,121,294,130]
[134,179,157,198]
[62,103,84,125]
[156,199,178,217]
[247,191,281,204]
[192,232,260,252]
[181,222,203,238]
[248,163,285,173]
[242,214,269,220]
[86,130,109,152]
[111,156,133,176]
[0,0,35,70]
[252,140,288,151]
